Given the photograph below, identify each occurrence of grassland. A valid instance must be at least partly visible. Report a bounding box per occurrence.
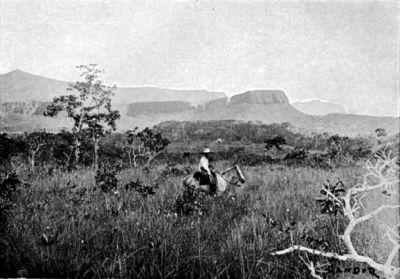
[1,159,386,279]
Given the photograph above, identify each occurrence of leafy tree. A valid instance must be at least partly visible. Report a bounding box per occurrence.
[44,64,120,171]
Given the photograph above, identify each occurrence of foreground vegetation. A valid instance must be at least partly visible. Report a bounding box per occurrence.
[2,161,374,278]
[0,121,398,278]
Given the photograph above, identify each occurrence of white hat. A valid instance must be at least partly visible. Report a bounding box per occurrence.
[203,148,211,153]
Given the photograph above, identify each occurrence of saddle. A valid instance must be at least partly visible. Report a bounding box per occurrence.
[193,171,217,188]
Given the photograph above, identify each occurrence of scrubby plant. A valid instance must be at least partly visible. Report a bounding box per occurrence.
[315,179,345,216]
[124,179,157,197]
[283,148,310,167]
[175,185,208,216]
[306,152,333,169]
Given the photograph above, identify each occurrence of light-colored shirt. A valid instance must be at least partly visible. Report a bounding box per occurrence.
[199,156,211,175]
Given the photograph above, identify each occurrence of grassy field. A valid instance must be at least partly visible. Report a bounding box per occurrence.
[1,159,387,279]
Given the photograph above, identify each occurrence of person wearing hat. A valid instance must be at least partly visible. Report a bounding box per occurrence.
[199,148,215,187]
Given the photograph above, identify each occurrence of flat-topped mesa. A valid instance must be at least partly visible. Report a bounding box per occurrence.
[230,90,289,105]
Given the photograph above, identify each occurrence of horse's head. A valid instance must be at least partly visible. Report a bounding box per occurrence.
[235,164,246,184]
[220,164,245,187]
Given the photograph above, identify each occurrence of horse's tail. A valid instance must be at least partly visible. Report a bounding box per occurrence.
[235,164,246,183]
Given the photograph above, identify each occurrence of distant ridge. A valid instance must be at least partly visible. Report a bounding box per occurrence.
[292,99,348,115]
[0,69,226,105]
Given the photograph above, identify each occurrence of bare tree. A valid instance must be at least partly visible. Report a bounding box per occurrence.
[271,150,400,279]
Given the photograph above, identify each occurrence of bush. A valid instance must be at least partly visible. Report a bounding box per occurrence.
[124,179,158,197]
[95,166,118,193]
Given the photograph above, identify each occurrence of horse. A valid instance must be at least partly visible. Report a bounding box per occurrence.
[182,164,245,196]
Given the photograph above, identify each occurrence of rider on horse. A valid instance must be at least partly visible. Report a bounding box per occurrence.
[183,148,245,196]
[197,148,217,190]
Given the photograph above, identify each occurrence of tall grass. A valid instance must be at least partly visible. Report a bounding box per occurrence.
[1,162,375,278]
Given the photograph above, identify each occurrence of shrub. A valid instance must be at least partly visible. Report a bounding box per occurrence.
[124,179,157,197]
[95,166,118,193]
[265,135,286,150]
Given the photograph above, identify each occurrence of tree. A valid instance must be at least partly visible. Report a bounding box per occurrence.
[44,64,120,171]
[123,127,142,167]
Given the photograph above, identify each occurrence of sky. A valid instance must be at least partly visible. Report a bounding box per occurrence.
[0,0,398,116]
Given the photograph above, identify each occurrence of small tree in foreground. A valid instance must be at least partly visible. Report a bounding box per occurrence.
[122,127,170,167]
[271,151,400,279]
[44,64,120,171]
[137,127,170,166]
[23,131,53,173]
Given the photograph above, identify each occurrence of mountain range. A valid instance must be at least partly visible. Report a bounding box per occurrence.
[0,70,398,136]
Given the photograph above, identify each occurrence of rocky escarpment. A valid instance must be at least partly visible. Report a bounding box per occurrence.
[229,90,289,105]
[189,89,305,124]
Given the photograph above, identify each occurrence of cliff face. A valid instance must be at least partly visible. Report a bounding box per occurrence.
[126,101,194,117]
[189,89,305,125]
[229,90,289,105]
